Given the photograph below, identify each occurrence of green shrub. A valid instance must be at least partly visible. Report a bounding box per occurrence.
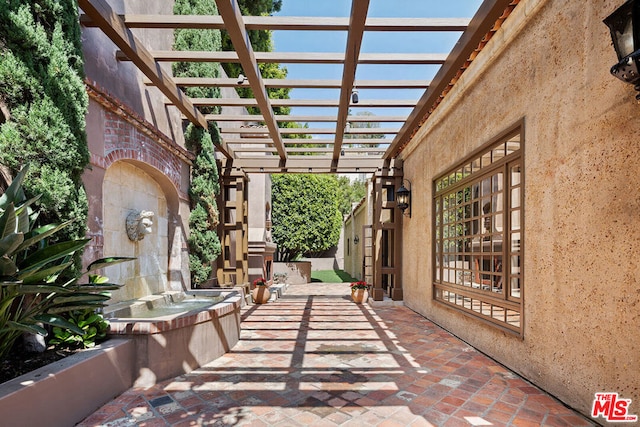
[0,1,89,256]
[49,309,110,349]
[271,174,343,262]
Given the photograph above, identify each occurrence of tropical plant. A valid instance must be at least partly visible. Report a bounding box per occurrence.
[49,308,109,349]
[0,166,132,360]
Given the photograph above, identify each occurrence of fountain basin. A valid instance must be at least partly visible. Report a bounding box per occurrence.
[105,290,241,387]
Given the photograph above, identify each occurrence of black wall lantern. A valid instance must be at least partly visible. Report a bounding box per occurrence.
[604,0,640,97]
[396,180,411,218]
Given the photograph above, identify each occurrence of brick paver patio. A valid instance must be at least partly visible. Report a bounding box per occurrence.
[78,283,594,426]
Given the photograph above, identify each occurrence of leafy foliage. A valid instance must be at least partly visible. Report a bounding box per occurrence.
[0,166,133,361]
[173,0,223,284]
[49,309,109,349]
[0,0,89,255]
[271,174,343,262]
[337,176,366,216]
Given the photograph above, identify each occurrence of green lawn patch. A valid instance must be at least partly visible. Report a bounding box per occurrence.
[311,270,357,283]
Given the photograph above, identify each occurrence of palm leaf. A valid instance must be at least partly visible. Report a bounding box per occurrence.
[20,262,74,284]
[0,256,19,277]
[0,165,28,210]
[87,257,136,273]
[0,233,24,257]
[33,314,85,335]
[77,283,123,291]
[17,239,90,276]
[5,320,48,336]
[0,204,17,240]
[16,222,72,253]
[16,284,75,294]
[51,294,111,304]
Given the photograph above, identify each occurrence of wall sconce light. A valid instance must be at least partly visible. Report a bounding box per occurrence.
[354,235,360,245]
[237,73,247,84]
[604,0,640,98]
[351,88,359,104]
[396,179,411,218]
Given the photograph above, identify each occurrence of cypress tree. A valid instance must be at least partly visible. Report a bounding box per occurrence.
[173,0,223,284]
[0,0,89,263]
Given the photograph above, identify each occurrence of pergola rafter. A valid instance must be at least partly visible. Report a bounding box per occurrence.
[79,0,519,173]
[117,50,448,65]
[214,0,286,160]
[81,14,471,32]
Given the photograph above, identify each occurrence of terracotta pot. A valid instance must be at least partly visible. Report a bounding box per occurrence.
[252,286,271,304]
[351,289,368,303]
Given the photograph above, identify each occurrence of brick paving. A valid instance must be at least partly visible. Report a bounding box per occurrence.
[78,283,595,426]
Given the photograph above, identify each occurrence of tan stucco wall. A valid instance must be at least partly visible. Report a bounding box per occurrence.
[400,0,640,416]
[343,202,368,279]
[103,162,170,302]
[81,0,183,145]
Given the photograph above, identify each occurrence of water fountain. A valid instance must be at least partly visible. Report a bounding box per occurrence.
[99,161,241,386]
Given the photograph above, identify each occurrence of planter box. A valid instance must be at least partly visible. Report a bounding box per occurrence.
[0,339,135,427]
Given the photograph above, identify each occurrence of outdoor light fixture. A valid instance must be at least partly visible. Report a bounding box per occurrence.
[237,73,247,84]
[604,0,640,98]
[351,88,359,104]
[354,235,360,245]
[396,179,411,218]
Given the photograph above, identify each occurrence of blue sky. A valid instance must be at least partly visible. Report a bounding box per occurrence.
[271,0,483,125]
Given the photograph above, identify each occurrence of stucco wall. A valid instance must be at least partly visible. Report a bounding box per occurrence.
[81,0,192,290]
[103,162,169,302]
[81,0,183,144]
[344,200,368,281]
[400,0,640,416]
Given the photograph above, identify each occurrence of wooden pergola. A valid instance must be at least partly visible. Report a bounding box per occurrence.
[78,0,519,298]
[79,0,518,174]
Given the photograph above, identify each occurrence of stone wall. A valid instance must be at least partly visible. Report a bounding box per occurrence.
[81,0,192,294]
[400,0,640,416]
[102,162,170,302]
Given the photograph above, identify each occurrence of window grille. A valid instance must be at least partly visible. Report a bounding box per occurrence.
[433,127,523,334]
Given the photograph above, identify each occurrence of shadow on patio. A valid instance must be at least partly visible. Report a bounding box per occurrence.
[78,284,594,426]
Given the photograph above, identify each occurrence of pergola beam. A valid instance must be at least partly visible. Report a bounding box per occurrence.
[333,0,370,168]
[222,138,387,145]
[206,114,408,122]
[150,77,430,89]
[227,156,395,173]
[117,50,447,65]
[77,0,239,159]
[219,127,399,135]
[214,0,286,160]
[384,0,516,159]
[189,98,417,108]
[82,14,470,32]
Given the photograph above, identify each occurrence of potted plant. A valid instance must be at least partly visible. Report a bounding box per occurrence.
[350,280,369,303]
[251,277,271,304]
